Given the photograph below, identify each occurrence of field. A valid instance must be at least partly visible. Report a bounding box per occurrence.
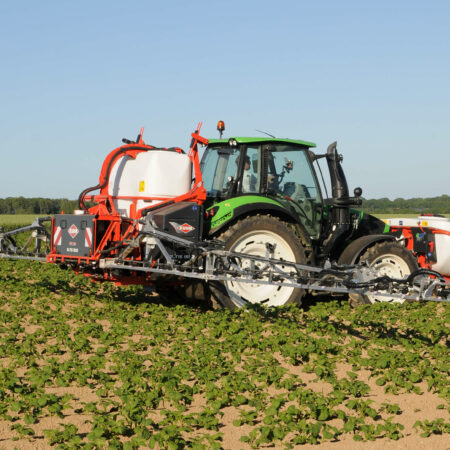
[0,215,49,227]
[0,216,449,449]
[0,265,449,448]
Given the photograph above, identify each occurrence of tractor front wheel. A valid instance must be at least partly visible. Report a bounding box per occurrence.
[209,215,307,309]
[348,241,418,306]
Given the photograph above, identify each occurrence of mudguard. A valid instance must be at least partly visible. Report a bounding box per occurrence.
[338,234,396,265]
[206,196,312,247]
[208,196,290,233]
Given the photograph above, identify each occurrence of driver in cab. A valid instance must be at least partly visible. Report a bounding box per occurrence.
[240,155,257,193]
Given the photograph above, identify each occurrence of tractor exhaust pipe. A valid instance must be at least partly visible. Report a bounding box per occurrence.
[321,142,362,258]
[327,142,349,202]
[326,141,350,227]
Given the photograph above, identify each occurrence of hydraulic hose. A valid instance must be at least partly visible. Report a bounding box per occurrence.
[99,219,138,256]
[406,269,446,284]
[78,145,152,212]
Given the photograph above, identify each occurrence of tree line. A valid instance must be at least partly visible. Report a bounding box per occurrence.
[0,195,448,215]
[0,197,79,215]
[361,195,450,214]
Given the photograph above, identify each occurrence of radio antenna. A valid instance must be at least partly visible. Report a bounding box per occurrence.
[255,129,276,138]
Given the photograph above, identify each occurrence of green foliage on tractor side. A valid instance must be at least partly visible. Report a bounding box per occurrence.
[0,260,448,448]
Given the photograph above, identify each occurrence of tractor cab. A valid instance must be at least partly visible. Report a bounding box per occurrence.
[200,137,324,238]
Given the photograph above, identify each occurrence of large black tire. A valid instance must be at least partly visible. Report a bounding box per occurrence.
[347,241,418,307]
[209,215,307,309]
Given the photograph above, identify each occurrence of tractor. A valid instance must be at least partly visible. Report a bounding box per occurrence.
[196,128,420,308]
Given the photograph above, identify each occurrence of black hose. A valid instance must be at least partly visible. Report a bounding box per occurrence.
[100,222,137,256]
[78,145,152,212]
[342,268,446,290]
[406,269,446,284]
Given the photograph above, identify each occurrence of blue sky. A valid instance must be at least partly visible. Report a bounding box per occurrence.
[1,0,449,199]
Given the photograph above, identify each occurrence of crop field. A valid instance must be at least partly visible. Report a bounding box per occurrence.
[0,256,448,449]
[0,215,49,227]
[0,216,449,449]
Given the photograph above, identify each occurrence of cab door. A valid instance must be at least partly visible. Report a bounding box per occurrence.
[263,144,324,239]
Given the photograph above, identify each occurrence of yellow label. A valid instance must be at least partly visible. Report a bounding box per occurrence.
[139,181,145,192]
[421,221,428,227]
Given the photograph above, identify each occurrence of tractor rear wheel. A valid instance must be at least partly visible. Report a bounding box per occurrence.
[348,241,418,306]
[209,215,306,309]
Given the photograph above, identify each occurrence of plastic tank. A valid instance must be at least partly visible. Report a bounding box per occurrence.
[384,216,450,275]
[108,150,192,216]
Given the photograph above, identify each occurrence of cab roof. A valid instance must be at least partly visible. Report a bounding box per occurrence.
[207,137,316,148]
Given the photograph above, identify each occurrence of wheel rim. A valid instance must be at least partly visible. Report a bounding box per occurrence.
[368,253,411,303]
[225,230,296,307]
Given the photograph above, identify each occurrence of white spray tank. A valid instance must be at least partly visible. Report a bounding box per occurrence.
[108,149,192,217]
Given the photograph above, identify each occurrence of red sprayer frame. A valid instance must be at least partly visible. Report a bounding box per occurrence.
[47,124,209,285]
[81,123,207,219]
[388,224,450,281]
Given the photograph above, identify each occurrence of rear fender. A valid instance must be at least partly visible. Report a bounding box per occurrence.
[338,234,396,265]
[209,203,297,234]
[207,196,288,233]
[207,197,311,247]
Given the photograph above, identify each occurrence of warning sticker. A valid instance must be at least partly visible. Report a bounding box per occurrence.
[85,228,93,247]
[139,181,145,192]
[53,226,62,246]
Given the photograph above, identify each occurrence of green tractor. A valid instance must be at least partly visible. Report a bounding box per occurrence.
[198,134,417,308]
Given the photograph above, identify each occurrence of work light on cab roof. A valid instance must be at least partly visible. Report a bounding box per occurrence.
[217,120,225,138]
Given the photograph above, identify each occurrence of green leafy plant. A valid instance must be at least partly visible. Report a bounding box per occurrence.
[0,258,448,447]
